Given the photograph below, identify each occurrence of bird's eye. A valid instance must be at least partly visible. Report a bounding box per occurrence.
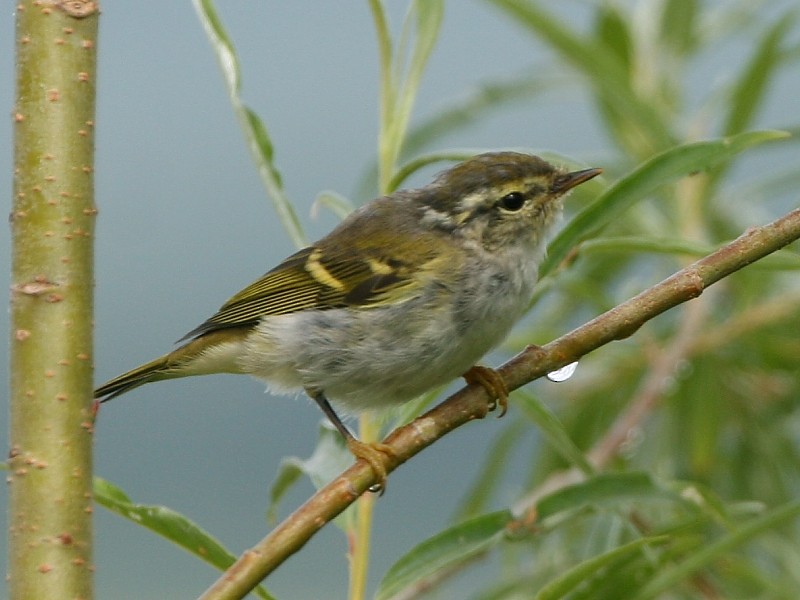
[498,192,525,212]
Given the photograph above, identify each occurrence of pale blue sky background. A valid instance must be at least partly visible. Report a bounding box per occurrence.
[2,1,798,598]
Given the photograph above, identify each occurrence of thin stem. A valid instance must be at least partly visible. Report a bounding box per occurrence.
[349,493,377,600]
[349,413,381,600]
[368,0,395,193]
[349,4,395,597]
[192,0,306,249]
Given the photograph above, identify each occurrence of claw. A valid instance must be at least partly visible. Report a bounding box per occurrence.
[345,438,396,494]
[463,365,510,417]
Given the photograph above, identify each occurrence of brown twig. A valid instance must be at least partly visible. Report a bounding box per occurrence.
[198,207,800,600]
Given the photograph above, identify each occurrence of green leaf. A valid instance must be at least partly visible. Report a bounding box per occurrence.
[389,149,479,192]
[394,0,444,144]
[659,0,698,55]
[368,0,394,160]
[541,130,790,277]
[535,536,669,600]
[266,457,304,524]
[595,4,633,72]
[489,0,674,154]
[192,0,306,248]
[632,499,800,600]
[533,472,692,522]
[580,235,712,258]
[373,0,444,192]
[243,107,277,175]
[723,14,796,137]
[516,390,594,476]
[374,511,513,600]
[267,423,357,531]
[311,190,356,220]
[579,235,800,270]
[94,477,275,600]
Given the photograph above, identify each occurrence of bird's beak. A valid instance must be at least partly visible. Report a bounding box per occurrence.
[551,167,603,194]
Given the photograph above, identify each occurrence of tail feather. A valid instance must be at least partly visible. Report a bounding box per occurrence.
[94,354,175,401]
[94,328,252,401]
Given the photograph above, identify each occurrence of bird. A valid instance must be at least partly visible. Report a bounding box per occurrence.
[94,152,602,488]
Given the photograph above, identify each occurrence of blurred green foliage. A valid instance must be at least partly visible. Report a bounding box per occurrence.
[99,1,800,598]
[388,1,800,598]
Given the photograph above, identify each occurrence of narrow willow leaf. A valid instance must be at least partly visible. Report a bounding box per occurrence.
[399,0,444,125]
[489,0,674,152]
[94,477,275,600]
[659,0,698,55]
[300,423,360,490]
[243,107,277,169]
[266,457,303,524]
[580,235,712,257]
[541,130,790,276]
[595,4,633,72]
[368,0,395,148]
[723,14,796,137]
[533,472,692,521]
[632,499,800,600]
[192,0,306,248]
[311,190,356,220]
[375,511,512,600]
[389,149,479,192]
[515,390,594,476]
[267,423,356,531]
[381,0,444,189]
[580,235,800,270]
[536,536,669,600]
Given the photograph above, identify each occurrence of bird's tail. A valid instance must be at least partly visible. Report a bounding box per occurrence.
[94,328,250,401]
[94,354,176,401]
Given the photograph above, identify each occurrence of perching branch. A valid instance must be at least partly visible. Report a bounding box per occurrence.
[199,206,800,600]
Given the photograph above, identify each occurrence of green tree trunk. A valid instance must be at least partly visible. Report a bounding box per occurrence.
[9,2,100,598]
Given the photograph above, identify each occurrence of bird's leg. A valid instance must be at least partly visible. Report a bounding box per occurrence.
[463,365,510,417]
[307,389,396,492]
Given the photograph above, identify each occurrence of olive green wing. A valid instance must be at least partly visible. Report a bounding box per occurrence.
[181,245,424,340]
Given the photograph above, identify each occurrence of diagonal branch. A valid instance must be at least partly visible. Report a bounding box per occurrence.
[198,207,800,600]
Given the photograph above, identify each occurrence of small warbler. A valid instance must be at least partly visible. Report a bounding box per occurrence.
[95,152,601,486]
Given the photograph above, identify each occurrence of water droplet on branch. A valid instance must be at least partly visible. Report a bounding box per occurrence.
[547,361,578,382]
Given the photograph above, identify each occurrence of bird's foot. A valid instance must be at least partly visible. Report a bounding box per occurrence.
[463,365,510,417]
[345,437,396,494]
